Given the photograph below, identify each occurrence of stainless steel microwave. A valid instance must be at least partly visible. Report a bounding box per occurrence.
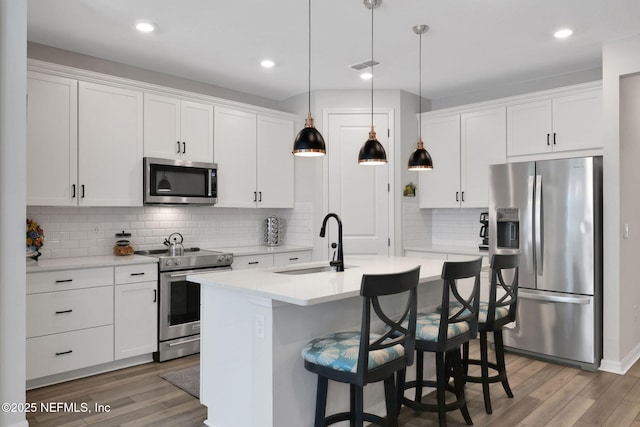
[144,157,217,205]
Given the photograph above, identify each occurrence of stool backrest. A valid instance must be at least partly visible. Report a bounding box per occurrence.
[487,253,519,327]
[438,258,482,351]
[357,266,421,383]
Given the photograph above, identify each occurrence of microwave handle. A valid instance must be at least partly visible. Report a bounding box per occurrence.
[208,169,213,197]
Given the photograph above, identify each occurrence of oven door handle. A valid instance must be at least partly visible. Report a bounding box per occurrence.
[168,336,200,346]
[166,266,232,279]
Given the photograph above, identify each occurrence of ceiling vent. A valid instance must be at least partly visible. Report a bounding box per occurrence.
[349,59,381,71]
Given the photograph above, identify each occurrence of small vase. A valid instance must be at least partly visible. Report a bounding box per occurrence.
[26,249,41,262]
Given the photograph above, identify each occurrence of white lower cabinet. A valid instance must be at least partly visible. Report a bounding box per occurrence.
[27,263,158,382]
[233,250,312,270]
[114,281,158,360]
[27,325,113,381]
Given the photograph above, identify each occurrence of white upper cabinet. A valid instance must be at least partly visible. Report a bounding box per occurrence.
[214,106,294,208]
[27,72,78,206]
[507,87,602,156]
[78,82,143,206]
[257,115,295,208]
[143,93,213,163]
[460,107,506,207]
[418,114,461,208]
[418,108,506,208]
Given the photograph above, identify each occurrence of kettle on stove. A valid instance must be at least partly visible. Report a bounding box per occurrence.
[164,232,184,257]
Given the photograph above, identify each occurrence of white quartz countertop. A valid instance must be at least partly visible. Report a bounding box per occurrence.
[404,246,489,257]
[188,255,444,306]
[26,254,158,273]
[204,245,312,256]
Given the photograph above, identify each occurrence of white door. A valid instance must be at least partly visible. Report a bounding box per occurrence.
[181,100,214,163]
[327,112,390,256]
[257,115,294,208]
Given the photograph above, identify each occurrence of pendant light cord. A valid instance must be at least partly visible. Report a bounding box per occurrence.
[418,29,422,141]
[308,0,312,114]
[370,3,374,131]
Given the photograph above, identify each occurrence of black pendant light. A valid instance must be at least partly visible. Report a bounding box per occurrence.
[408,24,434,171]
[292,0,326,157]
[358,0,387,165]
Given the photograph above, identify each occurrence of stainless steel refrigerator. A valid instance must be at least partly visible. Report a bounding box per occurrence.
[488,156,602,370]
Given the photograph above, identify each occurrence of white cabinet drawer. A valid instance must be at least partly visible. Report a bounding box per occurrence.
[27,267,113,294]
[26,325,114,380]
[274,251,312,266]
[233,254,274,270]
[27,286,113,338]
[115,263,157,284]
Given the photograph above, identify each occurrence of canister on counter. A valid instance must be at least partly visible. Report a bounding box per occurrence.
[114,230,134,256]
[264,216,283,247]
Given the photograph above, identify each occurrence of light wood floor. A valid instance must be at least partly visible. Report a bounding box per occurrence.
[25,341,640,427]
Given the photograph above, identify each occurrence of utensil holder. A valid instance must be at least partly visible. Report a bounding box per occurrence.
[264,216,283,247]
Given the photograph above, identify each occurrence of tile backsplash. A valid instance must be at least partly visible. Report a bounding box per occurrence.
[403,198,486,249]
[27,202,313,259]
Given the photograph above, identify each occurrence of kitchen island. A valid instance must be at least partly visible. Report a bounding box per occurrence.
[189,255,462,427]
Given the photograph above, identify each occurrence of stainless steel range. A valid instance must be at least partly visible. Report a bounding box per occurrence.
[135,245,233,362]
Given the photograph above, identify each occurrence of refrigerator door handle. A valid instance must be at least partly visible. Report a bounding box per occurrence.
[535,174,543,276]
[519,289,591,305]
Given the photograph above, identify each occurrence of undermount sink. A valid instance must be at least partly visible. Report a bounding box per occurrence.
[274,265,357,275]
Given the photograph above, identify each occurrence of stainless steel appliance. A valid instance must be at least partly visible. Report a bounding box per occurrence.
[479,212,489,251]
[135,246,233,361]
[143,157,217,205]
[488,156,602,370]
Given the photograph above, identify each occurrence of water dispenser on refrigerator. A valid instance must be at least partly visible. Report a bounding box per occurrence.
[496,208,519,249]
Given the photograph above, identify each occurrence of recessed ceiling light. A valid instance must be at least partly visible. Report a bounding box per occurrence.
[554,28,573,39]
[135,22,155,33]
[261,59,275,68]
[360,72,373,80]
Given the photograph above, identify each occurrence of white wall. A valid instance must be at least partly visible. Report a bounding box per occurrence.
[0,1,28,426]
[600,34,640,373]
[28,42,280,110]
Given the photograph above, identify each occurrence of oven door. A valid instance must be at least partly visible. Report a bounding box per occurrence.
[159,267,230,342]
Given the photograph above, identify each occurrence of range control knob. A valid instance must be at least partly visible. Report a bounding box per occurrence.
[217,255,225,263]
[175,258,182,265]
[226,255,233,263]
[165,260,173,267]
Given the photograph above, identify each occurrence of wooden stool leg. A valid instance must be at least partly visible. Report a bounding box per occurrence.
[494,329,514,398]
[315,376,328,427]
[396,368,406,416]
[479,330,493,414]
[354,385,364,427]
[435,352,447,427]
[452,349,473,425]
[384,376,398,427]
[462,341,470,376]
[416,350,424,403]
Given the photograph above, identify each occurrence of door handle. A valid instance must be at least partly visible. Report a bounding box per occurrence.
[254,192,257,202]
[55,309,73,314]
[546,133,550,146]
[553,132,556,145]
[461,191,465,202]
[259,191,262,202]
[72,184,76,198]
[81,184,85,198]
[176,141,181,153]
[519,290,591,305]
[182,141,186,154]
[456,191,459,202]
[153,289,157,303]
[535,175,543,276]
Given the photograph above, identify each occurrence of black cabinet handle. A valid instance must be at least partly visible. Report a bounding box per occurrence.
[130,272,145,276]
[55,279,73,283]
[289,257,299,261]
[259,191,262,202]
[456,191,459,202]
[55,309,73,314]
[72,184,76,198]
[81,184,85,198]
[177,141,181,153]
[254,192,257,202]
[461,191,465,202]
[182,141,186,154]
[248,261,259,265]
[153,289,157,303]
[553,132,556,145]
[55,350,73,356]
[547,133,550,146]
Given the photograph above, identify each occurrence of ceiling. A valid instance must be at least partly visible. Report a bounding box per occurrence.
[26,0,640,102]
